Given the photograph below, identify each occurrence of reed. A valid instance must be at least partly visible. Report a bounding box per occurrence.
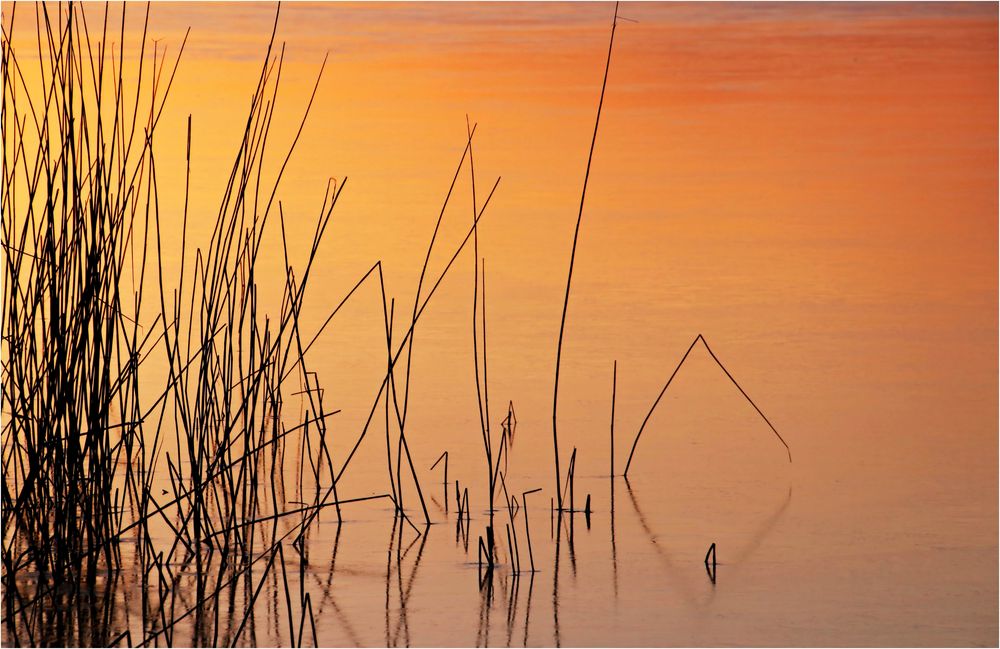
[611,360,617,480]
[3,4,188,634]
[503,400,517,436]
[705,542,717,568]
[704,542,717,584]
[430,451,449,513]
[498,471,522,574]
[521,488,542,572]
[552,1,619,511]
[622,334,791,478]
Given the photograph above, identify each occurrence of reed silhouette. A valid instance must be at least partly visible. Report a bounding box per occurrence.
[1,3,792,646]
[622,334,791,478]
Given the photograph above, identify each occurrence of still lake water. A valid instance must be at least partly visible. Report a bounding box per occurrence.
[3,2,997,646]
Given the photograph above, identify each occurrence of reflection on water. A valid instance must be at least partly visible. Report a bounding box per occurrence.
[3,1,997,647]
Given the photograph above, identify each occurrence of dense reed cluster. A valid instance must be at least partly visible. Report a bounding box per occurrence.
[1,4,377,644]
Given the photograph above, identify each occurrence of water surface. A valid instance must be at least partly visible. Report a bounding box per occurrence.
[3,2,997,646]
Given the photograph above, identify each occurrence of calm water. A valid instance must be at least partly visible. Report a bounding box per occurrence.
[3,2,997,646]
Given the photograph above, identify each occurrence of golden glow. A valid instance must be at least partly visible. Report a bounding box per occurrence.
[2,3,995,644]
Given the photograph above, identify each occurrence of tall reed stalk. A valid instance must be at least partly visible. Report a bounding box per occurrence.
[552,2,618,511]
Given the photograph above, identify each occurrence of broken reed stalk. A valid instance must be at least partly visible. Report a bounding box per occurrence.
[622,333,791,478]
[510,507,522,574]
[430,451,449,512]
[499,472,521,573]
[562,448,578,514]
[505,523,520,575]
[552,1,619,511]
[704,542,717,584]
[463,488,471,526]
[478,531,495,581]
[521,488,542,572]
